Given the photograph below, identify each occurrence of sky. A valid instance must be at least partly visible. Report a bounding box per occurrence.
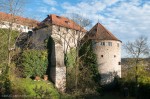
[23,0,150,57]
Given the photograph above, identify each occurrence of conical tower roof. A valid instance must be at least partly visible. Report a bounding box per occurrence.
[87,23,121,42]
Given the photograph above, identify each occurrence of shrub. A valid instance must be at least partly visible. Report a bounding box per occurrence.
[20,50,48,78]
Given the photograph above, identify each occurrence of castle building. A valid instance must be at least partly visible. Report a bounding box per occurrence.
[32,14,121,91]
[33,14,86,92]
[0,12,38,32]
[87,23,122,85]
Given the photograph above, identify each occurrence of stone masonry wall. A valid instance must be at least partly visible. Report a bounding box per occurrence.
[51,25,84,92]
[93,40,121,85]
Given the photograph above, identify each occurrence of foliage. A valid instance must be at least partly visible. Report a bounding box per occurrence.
[19,49,48,78]
[66,40,100,94]
[65,48,76,67]
[118,78,150,99]
[0,29,18,70]
[122,59,150,83]
[79,40,100,93]
[123,36,149,85]
[0,74,12,96]
[10,78,60,98]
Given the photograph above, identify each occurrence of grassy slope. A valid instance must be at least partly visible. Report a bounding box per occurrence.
[11,77,60,99]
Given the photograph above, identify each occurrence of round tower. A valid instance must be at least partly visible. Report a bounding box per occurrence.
[88,23,121,85]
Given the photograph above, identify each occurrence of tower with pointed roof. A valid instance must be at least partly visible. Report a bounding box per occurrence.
[87,23,121,85]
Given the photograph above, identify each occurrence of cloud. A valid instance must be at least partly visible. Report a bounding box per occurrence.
[61,0,150,57]
[43,0,57,6]
[37,6,60,14]
[61,0,150,41]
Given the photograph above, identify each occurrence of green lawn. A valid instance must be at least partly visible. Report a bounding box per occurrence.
[11,78,60,99]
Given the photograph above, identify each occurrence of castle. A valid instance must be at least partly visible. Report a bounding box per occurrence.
[33,14,121,92]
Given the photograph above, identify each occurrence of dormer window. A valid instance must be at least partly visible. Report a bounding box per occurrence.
[65,21,70,24]
[56,16,61,18]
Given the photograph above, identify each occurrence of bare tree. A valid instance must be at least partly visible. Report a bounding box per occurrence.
[124,35,150,84]
[0,0,26,73]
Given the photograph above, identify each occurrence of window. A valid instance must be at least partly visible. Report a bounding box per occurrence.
[17,25,20,28]
[76,30,79,35]
[65,21,70,24]
[102,42,105,46]
[1,22,5,25]
[98,42,105,46]
[58,27,60,31]
[95,28,97,31]
[66,28,69,32]
[74,30,76,35]
[101,55,103,57]
[117,43,119,47]
[118,62,121,65]
[108,42,112,46]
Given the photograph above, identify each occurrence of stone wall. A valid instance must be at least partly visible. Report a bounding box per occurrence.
[50,40,66,92]
[93,40,121,85]
[31,26,52,49]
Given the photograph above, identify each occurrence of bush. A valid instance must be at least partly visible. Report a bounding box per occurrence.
[118,78,150,99]
[19,50,48,78]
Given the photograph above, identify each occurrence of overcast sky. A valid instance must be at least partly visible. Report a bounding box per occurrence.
[24,0,150,57]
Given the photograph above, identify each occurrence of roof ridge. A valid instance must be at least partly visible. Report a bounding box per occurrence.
[44,14,86,32]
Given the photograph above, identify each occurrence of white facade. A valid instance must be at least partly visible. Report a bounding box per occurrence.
[0,21,33,32]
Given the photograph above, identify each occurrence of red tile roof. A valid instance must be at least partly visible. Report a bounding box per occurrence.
[86,23,121,42]
[0,12,39,27]
[37,14,86,32]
